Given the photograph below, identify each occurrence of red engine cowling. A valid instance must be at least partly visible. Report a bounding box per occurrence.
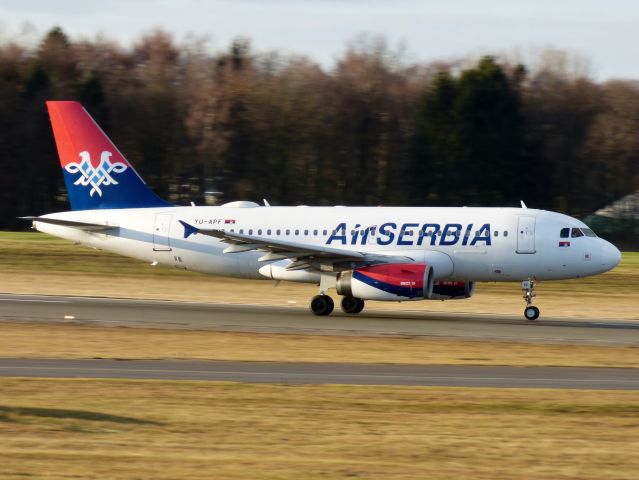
[336,263,434,301]
[429,281,475,300]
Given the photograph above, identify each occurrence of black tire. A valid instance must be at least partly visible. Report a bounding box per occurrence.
[524,306,540,320]
[310,295,334,316]
[353,298,365,314]
[341,296,360,314]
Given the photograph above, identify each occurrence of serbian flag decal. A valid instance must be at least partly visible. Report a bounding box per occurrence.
[559,241,570,247]
[224,219,236,224]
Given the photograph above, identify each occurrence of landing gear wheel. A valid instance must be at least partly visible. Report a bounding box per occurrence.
[353,298,365,314]
[310,295,334,316]
[524,306,540,321]
[521,278,540,320]
[341,296,365,314]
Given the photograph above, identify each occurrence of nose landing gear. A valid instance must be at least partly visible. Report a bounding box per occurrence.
[522,278,540,320]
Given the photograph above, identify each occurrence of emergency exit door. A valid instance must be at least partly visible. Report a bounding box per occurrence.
[516,216,536,254]
[153,214,172,251]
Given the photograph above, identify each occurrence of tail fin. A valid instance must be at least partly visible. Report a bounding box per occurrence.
[47,101,171,210]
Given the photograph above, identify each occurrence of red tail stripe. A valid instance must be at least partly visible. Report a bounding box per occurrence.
[47,101,130,168]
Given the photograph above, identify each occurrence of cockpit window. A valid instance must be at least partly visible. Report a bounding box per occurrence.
[562,227,597,238]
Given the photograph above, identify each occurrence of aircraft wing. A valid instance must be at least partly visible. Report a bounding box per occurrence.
[179,220,414,271]
[20,216,118,232]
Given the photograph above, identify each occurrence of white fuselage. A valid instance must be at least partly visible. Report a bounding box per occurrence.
[34,205,621,284]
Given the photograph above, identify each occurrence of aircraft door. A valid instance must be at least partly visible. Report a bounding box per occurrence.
[516,216,536,254]
[153,213,172,251]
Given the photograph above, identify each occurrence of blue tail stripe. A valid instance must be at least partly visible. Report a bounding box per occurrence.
[63,169,171,210]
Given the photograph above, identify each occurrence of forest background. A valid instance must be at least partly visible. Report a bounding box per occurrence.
[1,28,637,246]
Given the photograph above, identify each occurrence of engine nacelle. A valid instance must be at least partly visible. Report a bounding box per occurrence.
[336,263,434,301]
[429,281,475,300]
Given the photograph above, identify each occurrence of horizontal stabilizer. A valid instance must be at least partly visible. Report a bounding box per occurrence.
[20,216,117,232]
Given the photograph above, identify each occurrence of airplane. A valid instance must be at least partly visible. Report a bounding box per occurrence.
[23,101,622,320]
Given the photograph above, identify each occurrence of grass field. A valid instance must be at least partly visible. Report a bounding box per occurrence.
[1,378,638,480]
[1,232,638,319]
[1,322,638,367]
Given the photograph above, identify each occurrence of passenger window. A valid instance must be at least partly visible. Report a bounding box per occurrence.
[323,229,327,235]
[249,229,253,235]
[267,229,271,235]
[494,231,499,237]
[560,228,570,238]
[257,229,262,235]
[295,229,299,236]
[503,231,508,237]
[571,228,584,238]
[276,229,281,235]
[286,229,290,235]
[313,229,318,235]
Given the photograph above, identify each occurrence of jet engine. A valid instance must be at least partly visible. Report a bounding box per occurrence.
[429,281,475,300]
[336,263,434,301]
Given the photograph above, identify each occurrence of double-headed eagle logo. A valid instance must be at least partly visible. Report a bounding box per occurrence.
[64,151,128,197]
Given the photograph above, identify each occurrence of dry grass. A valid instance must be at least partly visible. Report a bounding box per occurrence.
[1,232,638,319]
[1,322,638,368]
[1,378,638,480]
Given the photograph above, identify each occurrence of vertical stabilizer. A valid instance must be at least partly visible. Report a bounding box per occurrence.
[47,101,171,210]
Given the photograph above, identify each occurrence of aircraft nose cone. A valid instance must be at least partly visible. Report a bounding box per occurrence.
[601,241,621,272]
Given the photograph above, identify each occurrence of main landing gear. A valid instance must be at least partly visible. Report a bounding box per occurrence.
[341,296,365,314]
[310,295,334,316]
[309,295,365,316]
[522,278,540,320]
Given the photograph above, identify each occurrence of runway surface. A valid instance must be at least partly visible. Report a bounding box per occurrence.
[1,293,638,345]
[1,358,638,389]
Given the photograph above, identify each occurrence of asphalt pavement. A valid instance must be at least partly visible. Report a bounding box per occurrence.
[1,358,637,389]
[1,293,638,345]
